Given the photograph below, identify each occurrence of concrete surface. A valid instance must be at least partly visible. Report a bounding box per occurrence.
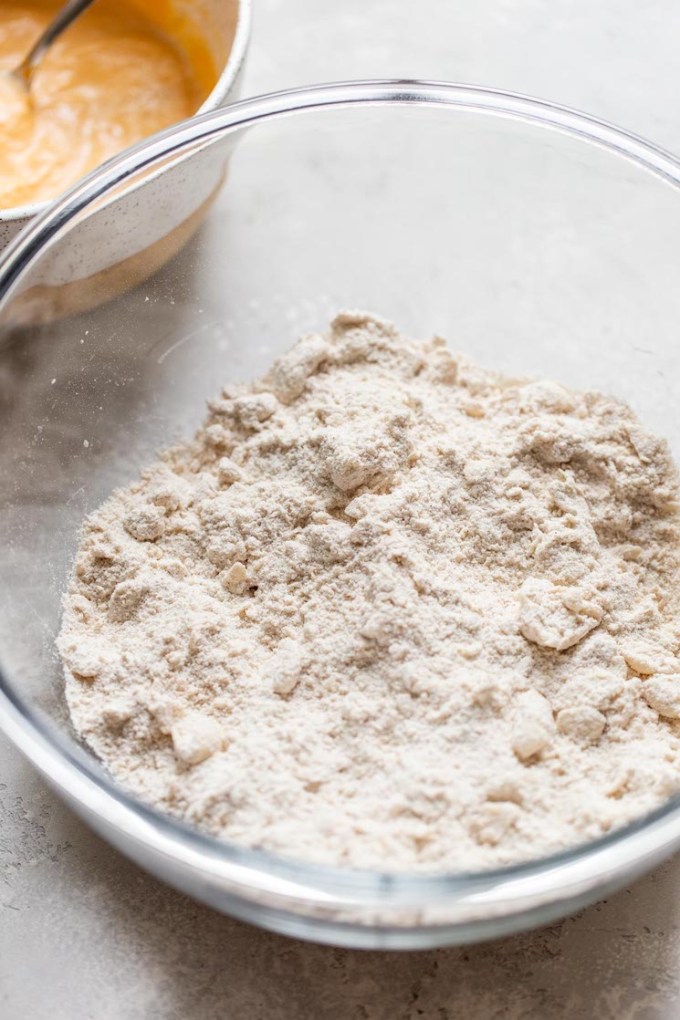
[4,1,680,1017]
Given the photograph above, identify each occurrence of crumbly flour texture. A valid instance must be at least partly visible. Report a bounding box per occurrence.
[59,313,680,871]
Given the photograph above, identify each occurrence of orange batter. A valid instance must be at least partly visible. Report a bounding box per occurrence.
[0,0,218,208]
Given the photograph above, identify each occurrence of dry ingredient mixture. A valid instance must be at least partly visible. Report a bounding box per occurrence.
[58,313,680,871]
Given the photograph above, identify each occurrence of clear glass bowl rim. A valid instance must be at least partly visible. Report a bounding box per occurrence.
[2,79,680,919]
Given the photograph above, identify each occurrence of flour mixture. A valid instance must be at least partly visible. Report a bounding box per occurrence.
[58,313,680,870]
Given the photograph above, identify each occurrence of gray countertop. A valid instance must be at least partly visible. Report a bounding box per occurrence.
[3,2,680,1017]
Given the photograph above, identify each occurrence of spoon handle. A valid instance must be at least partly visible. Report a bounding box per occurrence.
[15,0,99,86]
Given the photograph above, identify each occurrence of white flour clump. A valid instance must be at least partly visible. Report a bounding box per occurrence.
[59,312,680,871]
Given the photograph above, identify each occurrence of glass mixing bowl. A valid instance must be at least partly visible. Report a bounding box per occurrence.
[2,81,680,950]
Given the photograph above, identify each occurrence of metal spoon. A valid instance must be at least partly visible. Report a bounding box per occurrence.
[13,0,98,89]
